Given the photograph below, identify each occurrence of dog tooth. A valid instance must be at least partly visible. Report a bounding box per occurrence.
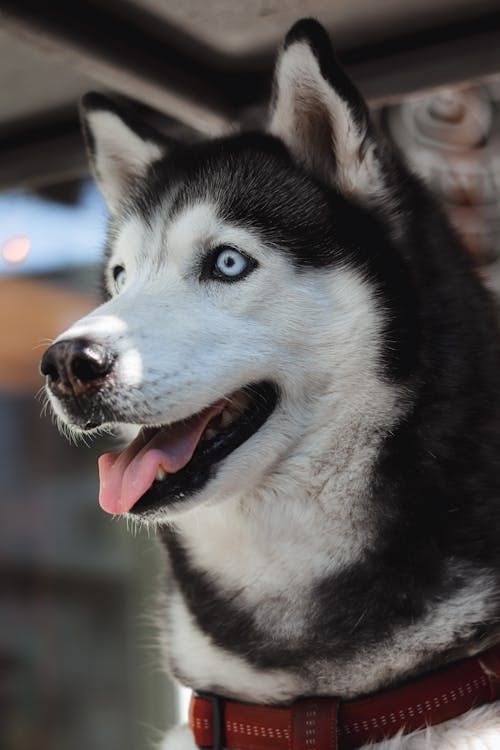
[233,393,250,411]
[204,428,217,440]
[155,467,167,481]
[220,410,233,427]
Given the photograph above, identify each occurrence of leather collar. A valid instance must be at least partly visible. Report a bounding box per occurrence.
[189,643,500,750]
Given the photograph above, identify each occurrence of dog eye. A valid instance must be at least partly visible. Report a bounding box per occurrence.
[112,265,127,294]
[208,247,255,282]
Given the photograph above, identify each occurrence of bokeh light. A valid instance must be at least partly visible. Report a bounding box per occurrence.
[2,234,31,265]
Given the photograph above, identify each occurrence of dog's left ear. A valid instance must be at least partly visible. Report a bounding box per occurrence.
[80,93,168,212]
[269,19,385,201]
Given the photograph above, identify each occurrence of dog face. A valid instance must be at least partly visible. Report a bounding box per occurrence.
[41,21,414,524]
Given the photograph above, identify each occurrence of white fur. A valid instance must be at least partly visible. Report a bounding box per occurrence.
[270,42,383,201]
[47,78,500,749]
[164,511,497,700]
[49,201,401,527]
[47,195,500,746]
[84,109,165,211]
[164,590,300,703]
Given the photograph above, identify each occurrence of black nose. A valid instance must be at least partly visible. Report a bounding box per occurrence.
[40,339,114,395]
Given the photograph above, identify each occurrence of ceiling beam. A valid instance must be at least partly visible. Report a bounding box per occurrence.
[1,1,500,189]
[0,0,237,136]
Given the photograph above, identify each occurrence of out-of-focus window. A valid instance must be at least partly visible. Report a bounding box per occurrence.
[0,181,177,750]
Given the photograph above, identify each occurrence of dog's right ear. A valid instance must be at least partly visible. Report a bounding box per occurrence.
[80,93,168,213]
[269,19,386,202]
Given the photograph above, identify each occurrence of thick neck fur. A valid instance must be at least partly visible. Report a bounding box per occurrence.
[158,192,500,697]
[161,388,499,703]
[174,411,386,600]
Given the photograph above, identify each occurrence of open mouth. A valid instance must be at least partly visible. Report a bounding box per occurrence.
[98,381,278,516]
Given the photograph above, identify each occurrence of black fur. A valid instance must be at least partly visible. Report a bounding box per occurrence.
[80,92,170,161]
[150,137,500,686]
[119,133,418,382]
[161,527,495,691]
[78,20,500,698]
[283,19,372,144]
[153,31,500,689]
[155,144,500,684]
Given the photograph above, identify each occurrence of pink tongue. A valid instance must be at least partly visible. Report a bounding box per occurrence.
[98,402,226,514]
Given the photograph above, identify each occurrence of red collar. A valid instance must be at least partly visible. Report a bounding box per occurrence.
[189,643,500,750]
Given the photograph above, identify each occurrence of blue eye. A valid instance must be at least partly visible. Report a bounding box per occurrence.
[112,265,127,294]
[208,246,256,282]
[215,248,248,277]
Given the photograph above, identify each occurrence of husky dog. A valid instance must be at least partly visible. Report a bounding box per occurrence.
[40,19,500,750]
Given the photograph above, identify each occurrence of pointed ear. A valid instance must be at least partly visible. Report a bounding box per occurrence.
[80,93,168,212]
[269,19,384,201]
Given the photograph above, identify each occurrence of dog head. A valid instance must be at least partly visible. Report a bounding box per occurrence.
[41,20,415,524]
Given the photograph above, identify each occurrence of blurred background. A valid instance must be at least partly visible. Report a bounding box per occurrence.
[1,1,500,749]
